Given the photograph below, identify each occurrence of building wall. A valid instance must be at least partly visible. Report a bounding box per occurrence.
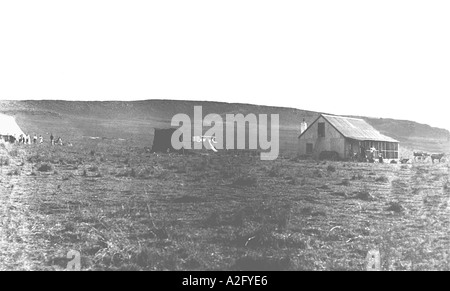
[344,138,361,159]
[298,116,346,158]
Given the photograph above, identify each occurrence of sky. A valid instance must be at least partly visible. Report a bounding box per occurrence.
[1,1,449,130]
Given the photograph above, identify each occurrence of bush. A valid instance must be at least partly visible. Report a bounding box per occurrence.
[351,173,364,180]
[375,175,389,183]
[286,176,297,185]
[7,168,20,176]
[0,156,9,166]
[386,202,404,213]
[88,165,98,172]
[312,169,322,178]
[327,165,336,172]
[338,179,350,186]
[268,165,283,177]
[37,163,52,172]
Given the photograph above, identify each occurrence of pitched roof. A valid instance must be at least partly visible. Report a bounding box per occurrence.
[299,114,399,143]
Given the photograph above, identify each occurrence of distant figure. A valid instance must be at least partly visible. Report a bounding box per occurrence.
[50,133,54,145]
[360,145,366,162]
[369,147,376,161]
[33,134,37,144]
[39,135,43,144]
[58,137,63,145]
[378,153,384,163]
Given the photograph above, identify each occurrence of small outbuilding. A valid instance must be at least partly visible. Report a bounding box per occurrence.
[151,128,178,153]
[298,114,399,161]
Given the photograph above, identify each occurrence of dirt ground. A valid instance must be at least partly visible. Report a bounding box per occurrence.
[0,140,449,270]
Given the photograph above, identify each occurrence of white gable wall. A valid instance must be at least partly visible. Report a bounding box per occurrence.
[298,116,346,158]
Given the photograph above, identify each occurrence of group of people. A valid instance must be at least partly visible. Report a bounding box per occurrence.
[17,133,44,145]
[49,133,63,146]
[349,146,384,163]
[6,133,64,146]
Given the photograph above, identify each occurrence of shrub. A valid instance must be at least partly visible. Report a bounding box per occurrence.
[88,165,98,172]
[312,169,322,178]
[375,175,389,183]
[338,179,350,186]
[268,165,283,177]
[352,190,375,201]
[7,168,20,176]
[327,165,336,172]
[0,156,9,166]
[386,202,404,213]
[286,176,297,185]
[37,163,52,172]
[351,173,364,180]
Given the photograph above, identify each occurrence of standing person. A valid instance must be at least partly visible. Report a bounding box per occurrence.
[50,133,54,145]
[360,145,366,162]
[378,153,384,163]
[39,135,43,144]
[33,134,37,144]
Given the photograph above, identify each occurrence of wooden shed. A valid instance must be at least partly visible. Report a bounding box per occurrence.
[298,114,399,160]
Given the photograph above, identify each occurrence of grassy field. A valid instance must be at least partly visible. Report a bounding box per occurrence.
[0,138,449,270]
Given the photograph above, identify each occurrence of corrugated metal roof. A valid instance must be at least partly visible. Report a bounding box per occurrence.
[321,114,399,142]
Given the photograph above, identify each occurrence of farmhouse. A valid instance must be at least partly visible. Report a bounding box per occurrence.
[298,114,399,160]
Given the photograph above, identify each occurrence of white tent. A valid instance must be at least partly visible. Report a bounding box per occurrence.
[0,113,25,138]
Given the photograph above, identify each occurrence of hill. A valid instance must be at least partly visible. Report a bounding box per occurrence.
[0,100,448,154]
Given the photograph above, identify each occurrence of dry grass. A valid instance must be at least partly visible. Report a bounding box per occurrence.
[0,141,449,270]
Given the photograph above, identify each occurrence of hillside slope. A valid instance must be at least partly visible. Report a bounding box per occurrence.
[0,100,448,154]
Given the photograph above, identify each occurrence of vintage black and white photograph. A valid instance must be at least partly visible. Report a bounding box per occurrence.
[0,1,449,273]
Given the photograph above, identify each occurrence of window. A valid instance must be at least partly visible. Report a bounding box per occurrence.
[306,143,313,154]
[318,122,325,137]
